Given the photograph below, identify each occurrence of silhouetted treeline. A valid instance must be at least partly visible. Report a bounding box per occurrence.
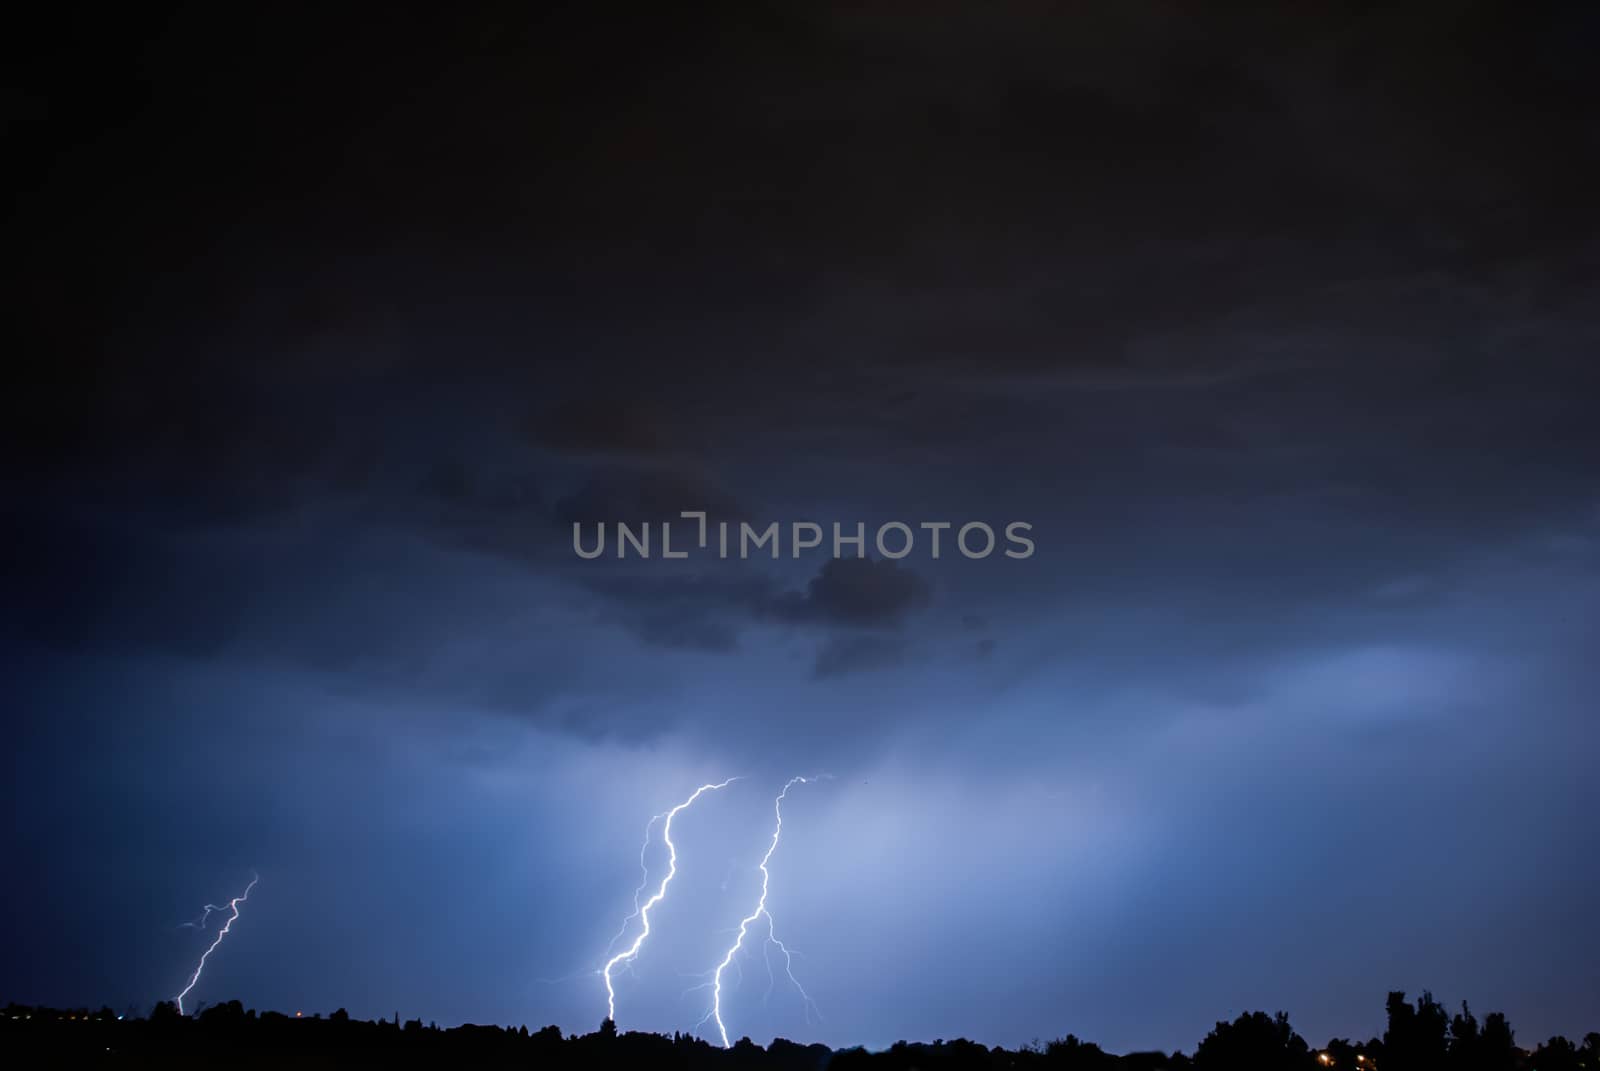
[3,991,1596,1070]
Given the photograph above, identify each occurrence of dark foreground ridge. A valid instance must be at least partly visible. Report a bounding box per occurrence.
[4,992,1596,1070]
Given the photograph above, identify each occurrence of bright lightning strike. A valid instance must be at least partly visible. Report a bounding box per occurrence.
[603,813,663,960]
[705,776,819,1048]
[601,779,737,1024]
[175,872,258,1015]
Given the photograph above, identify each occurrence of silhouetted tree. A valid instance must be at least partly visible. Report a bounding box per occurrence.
[1046,1032,1118,1069]
[1450,1000,1481,1067]
[1444,1004,1516,1071]
[1194,1011,1313,1070]
[1479,1011,1517,1071]
[1322,1037,1376,1067]
[198,999,246,1027]
[1385,991,1450,1068]
[0,990,1587,1071]
[1531,1036,1581,1071]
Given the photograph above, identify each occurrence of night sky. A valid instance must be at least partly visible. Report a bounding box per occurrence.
[4,2,1598,1055]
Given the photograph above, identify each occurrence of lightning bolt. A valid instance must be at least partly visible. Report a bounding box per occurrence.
[603,813,663,960]
[175,872,258,1015]
[601,779,737,1024]
[178,904,229,930]
[704,776,819,1048]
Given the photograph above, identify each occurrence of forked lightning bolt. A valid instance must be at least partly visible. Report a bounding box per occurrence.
[603,813,663,959]
[705,776,819,1048]
[601,779,738,1023]
[179,904,228,931]
[176,872,258,1014]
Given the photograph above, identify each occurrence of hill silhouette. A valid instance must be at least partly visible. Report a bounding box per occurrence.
[3,990,1596,1070]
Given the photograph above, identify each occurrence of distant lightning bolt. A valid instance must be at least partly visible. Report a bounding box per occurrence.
[175,873,258,1015]
[601,779,737,1023]
[705,776,819,1048]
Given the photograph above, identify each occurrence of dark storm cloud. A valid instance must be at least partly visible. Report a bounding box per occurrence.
[3,516,245,660]
[578,572,776,654]
[411,458,549,564]
[3,509,474,684]
[578,557,934,658]
[527,396,673,459]
[768,558,932,630]
[813,634,907,679]
[4,0,1598,1051]
[421,460,548,525]
[552,466,746,529]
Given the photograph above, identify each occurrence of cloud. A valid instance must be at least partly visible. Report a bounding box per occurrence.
[767,558,932,630]
[573,557,934,667]
[526,395,670,458]
[551,465,744,528]
[411,459,548,564]
[579,572,775,653]
[813,635,907,679]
